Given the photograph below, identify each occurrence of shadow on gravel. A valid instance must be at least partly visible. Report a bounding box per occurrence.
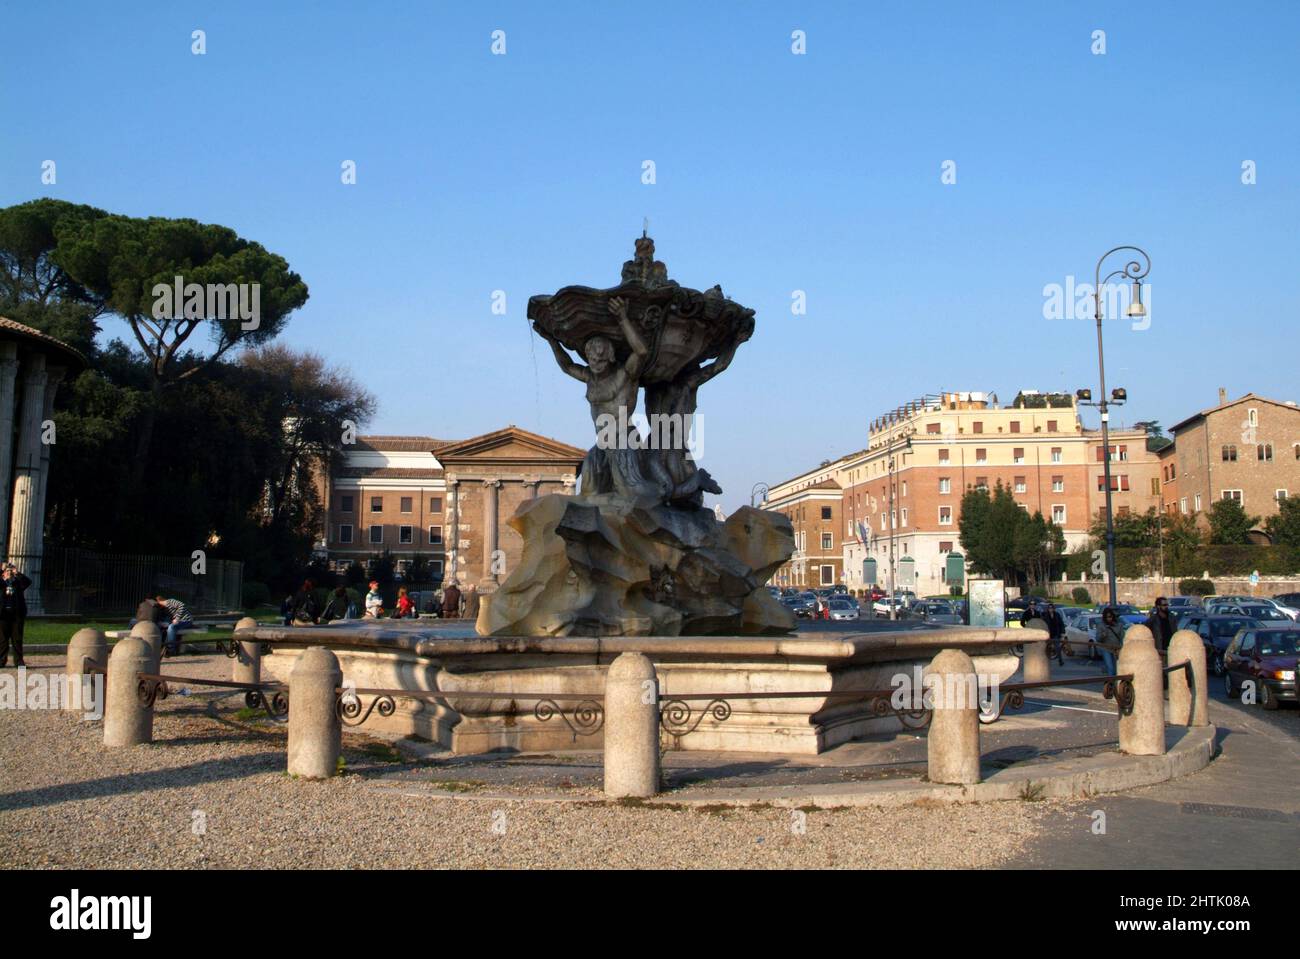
[0,751,286,812]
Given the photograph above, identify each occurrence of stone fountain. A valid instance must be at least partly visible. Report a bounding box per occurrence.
[477,234,796,638]
[241,237,1034,756]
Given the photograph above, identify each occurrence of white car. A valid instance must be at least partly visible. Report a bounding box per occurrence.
[873,597,908,618]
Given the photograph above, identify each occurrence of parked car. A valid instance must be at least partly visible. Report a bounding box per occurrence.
[1222,625,1299,710]
[1206,600,1291,623]
[783,594,817,619]
[1167,596,1202,611]
[831,584,848,595]
[1273,592,1300,610]
[914,600,962,625]
[827,598,860,621]
[873,597,909,618]
[1180,612,1259,675]
[1065,612,1105,655]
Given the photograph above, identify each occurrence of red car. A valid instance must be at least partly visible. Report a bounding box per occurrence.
[867,586,887,602]
[1222,625,1299,710]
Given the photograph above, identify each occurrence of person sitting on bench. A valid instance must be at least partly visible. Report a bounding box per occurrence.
[157,595,196,655]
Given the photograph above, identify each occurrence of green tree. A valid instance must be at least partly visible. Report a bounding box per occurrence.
[49,209,309,485]
[1265,497,1300,549]
[1207,498,1259,545]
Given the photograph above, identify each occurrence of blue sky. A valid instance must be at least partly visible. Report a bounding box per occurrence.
[3,1,1297,511]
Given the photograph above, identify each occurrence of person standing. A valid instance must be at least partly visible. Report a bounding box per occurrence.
[463,583,480,623]
[0,563,32,667]
[364,580,385,618]
[1045,602,1066,666]
[1096,607,1125,676]
[441,581,462,620]
[1144,596,1175,653]
[157,594,195,656]
[394,587,415,619]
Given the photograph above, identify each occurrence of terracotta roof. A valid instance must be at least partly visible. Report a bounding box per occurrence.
[354,436,453,453]
[0,316,87,368]
[336,467,445,479]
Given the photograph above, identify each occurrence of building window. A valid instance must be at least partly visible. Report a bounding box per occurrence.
[1047,420,1058,432]
[1052,476,1064,493]
[1248,408,1258,427]
[1258,443,1274,462]
[1194,493,1202,512]
[1170,462,1176,479]
[880,513,887,531]
[975,448,987,465]
[974,476,988,490]
[1277,490,1288,503]
[1151,478,1161,496]
[339,495,354,513]
[820,565,834,586]
[428,525,443,545]
[1117,505,1131,517]
[901,481,907,497]
[1051,505,1066,525]
[1222,489,1243,502]
[399,525,413,544]
[1097,475,1130,492]
[821,506,831,520]
[1180,498,1188,514]
[938,449,950,465]
[939,507,953,525]
[939,541,953,553]
[338,524,353,544]
[399,496,412,513]
[973,421,983,434]
[1013,447,1024,464]
[1051,447,1062,463]
[429,496,443,512]
[1014,476,1026,494]
[1010,421,1021,434]
[927,422,941,434]
[821,532,833,550]
[900,508,908,527]
[1118,445,1128,461]
[369,525,383,544]
[370,496,383,513]
[1222,445,1237,462]
[938,477,951,494]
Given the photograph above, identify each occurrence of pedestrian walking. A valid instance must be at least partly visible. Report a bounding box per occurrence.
[1045,602,1066,666]
[0,563,32,667]
[463,583,480,622]
[394,587,415,619]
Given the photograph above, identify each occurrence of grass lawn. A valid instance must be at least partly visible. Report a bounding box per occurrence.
[23,621,225,645]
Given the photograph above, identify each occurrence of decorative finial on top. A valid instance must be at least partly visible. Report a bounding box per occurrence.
[622,229,671,287]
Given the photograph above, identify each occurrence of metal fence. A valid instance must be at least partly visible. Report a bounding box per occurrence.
[7,547,243,617]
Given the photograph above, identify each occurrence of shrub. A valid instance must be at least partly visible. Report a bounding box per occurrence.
[1071,586,1092,605]
[241,581,271,609]
[1029,585,1049,597]
[1178,578,1215,597]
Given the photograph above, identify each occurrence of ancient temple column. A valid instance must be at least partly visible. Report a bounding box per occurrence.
[8,354,47,565]
[446,478,460,583]
[31,361,64,548]
[482,479,501,582]
[0,343,20,557]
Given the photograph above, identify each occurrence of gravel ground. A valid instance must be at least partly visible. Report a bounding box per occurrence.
[1,654,1055,869]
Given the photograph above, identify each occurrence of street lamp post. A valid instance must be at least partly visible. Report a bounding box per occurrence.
[1078,245,1150,608]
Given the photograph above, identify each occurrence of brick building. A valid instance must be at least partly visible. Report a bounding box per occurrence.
[765,466,843,588]
[1158,390,1300,537]
[320,427,584,589]
[766,389,1163,597]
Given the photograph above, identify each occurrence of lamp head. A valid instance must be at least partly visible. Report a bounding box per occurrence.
[1076,388,1092,402]
[1126,281,1146,318]
[1111,387,1127,403]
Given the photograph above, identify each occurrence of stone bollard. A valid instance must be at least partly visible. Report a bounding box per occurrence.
[1116,624,1165,755]
[65,627,107,714]
[1167,629,1208,727]
[603,652,661,799]
[288,646,342,780]
[103,637,154,747]
[925,648,981,784]
[1022,618,1051,683]
[130,620,162,671]
[231,616,261,687]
